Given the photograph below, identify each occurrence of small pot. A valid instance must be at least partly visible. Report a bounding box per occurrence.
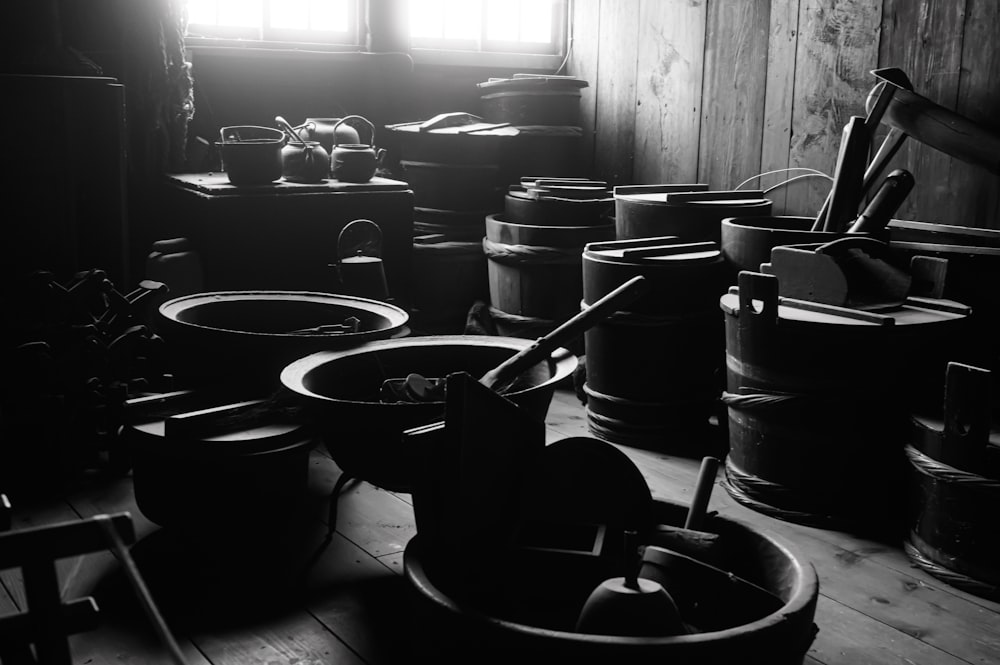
[281,139,330,183]
[217,126,285,186]
[331,115,386,183]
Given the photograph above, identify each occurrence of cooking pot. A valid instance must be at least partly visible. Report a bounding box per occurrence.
[295,117,362,154]
[217,126,285,186]
[279,335,576,492]
[156,291,410,390]
[330,115,386,183]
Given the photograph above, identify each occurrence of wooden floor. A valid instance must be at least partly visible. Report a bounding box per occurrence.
[3,387,1000,665]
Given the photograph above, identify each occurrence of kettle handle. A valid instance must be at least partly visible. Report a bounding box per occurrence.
[337,219,383,260]
[333,115,375,148]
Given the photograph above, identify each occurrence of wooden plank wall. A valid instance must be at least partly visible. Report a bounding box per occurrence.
[568,0,1000,228]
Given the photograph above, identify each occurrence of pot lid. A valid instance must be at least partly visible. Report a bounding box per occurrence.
[477,73,589,91]
[585,236,721,266]
[720,287,970,327]
[126,393,313,455]
[616,187,770,207]
[386,112,519,137]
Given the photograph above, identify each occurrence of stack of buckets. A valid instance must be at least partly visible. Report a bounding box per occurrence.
[387,114,514,333]
[485,179,615,342]
[582,185,773,451]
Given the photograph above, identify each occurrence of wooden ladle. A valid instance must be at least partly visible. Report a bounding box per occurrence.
[381,275,649,402]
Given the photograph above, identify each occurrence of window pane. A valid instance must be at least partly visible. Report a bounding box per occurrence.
[411,0,445,38]
[443,0,480,40]
[187,0,218,25]
[270,0,308,29]
[311,0,348,31]
[520,0,552,43]
[218,0,262,27]
[485,0,518,41]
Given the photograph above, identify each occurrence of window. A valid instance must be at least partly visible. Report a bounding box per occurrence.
[185,0,360,45]
[183,0,568,68]
[410,0,564,55]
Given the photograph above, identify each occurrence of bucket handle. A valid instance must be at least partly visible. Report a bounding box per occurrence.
[333,115,375,148]
[338,219,383,261]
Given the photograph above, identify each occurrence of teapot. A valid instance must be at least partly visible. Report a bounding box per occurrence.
[276,116,330,183]
[330,115,386,183]
[294,117,361,155]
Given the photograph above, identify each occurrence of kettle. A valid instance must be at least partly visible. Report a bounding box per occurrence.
[276,116,330,183]
[330,115,386,183]
[294,117,361,155]
[335,219,389,301]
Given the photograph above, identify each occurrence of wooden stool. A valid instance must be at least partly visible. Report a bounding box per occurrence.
[0,510,134,665]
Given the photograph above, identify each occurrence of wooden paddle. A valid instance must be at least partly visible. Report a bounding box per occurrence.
[383,275,649,401]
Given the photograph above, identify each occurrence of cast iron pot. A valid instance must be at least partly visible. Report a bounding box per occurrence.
[156,291,410,390]
[217,125,286,186]
[279,335,577,492]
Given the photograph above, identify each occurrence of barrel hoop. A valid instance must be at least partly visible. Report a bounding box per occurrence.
[482,237,582,266]
[583,383,712,409]
[413,240,483,256]
[582,303,722,326]
[905,445,1000,490]
[723,456,849,529]
[721,390,816,413]
[904,538,1000,601]
[487,306,553,327]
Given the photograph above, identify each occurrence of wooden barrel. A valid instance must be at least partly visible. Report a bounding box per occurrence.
[616,185,772,244]
[582,237,728,450]
[720,215,871,276]
[401,160,502,211]
[498,126,587,186]
[485,214,614,324]
[905,362,1000,601]
[721,271,971,531]
[414,207,488,242]
[410,234,489,334]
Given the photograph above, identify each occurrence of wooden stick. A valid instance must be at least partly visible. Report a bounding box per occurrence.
[685,457,721,531]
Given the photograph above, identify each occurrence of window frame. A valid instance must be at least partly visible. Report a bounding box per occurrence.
[183,0,570,71]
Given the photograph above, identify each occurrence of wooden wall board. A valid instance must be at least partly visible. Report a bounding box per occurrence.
[949,0,1000,229]
[632,0,707,184]
[593,0,641,186]
[785,0,881,217]
[567,0,602,177]
[878,0,968,223]
[760,0,803,213]
[697,0,771,190]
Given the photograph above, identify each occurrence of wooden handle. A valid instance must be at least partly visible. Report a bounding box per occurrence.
[685,457,720,530]
[480,275,649,391]
[848,169,914,233]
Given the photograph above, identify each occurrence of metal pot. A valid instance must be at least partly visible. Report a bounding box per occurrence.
[330,115,386,183]
[279,335,577,492]
[156,290,410,389]
[216,126,285,186]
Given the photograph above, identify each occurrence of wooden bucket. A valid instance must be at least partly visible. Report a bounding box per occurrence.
[721,271,971,531]
[485,214,614,324]
[615,185,772,244]
[410,234,489,334]
[582,237,728,449]
[905,362,1000,601]
[401,160,502,212]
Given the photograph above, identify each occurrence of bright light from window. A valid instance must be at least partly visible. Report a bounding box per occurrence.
[270,0,307,29]
[485,0,518,41]
[218,0,262,27]
[311,0,348,31]
[520,0,552,43]
[411,0,444,38]
[187,0,217,25]
[443,0,480,40]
